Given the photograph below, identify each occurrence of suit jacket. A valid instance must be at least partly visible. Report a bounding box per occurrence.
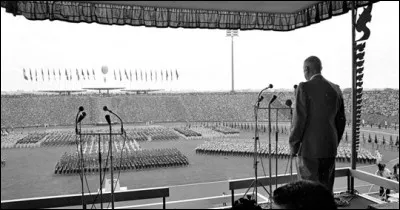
[289,75,346,158]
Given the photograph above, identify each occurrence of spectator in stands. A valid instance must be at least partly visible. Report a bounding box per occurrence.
[375,163,391,200]
[289,56,346,192]
[272,180,337,209]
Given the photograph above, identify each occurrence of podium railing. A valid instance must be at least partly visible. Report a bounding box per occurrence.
[1,187,169,209]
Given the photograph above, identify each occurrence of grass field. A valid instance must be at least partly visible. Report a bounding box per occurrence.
[1,124,399,208]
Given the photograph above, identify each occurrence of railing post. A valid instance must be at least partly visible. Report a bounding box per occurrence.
[231,190,235,207]
[163,196,166,209]
[347,173,351,192]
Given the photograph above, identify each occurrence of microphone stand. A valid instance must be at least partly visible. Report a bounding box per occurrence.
[108,118,114,210]
[104,107,124,210]
[268,95,277,209]
[98,133,103,209]
[275,109,279,190]
[75,110,85,210]
[242,86,273,205]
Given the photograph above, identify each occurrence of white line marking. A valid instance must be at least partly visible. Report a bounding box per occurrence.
[257,193,269,203]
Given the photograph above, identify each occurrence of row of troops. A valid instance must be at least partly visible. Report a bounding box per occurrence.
[126,129,180,141]
[54,148,189,175]
[195,142,378,164]
[191,122,290,134]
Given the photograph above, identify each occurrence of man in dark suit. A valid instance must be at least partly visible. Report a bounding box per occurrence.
[289,56,346,192]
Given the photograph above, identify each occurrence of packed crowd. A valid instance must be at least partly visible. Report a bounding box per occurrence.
[54,147,189,175]
[1,90,398,128]
[343,90,399,126]
[195,139,379,163]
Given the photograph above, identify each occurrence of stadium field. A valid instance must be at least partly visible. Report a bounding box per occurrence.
[1,124,398,209]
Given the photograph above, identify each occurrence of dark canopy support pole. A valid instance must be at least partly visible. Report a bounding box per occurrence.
[350,2,356,194]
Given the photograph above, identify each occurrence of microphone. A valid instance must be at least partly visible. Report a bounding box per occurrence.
[79,106,84,112]
[257,96,264,103]
[294,85,298,90]
[77,112,86,123]
[256,84,273,106]
[269,95,277,105]
[285,99,292,107]
[105,115,111,125]
[103,106,124,133]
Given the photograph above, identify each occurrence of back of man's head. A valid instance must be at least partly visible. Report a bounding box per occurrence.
[378,163,386,171]
[304,56,322,73]
[272,180,337,209]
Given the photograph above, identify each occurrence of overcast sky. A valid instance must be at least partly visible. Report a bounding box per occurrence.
[1,1,399,92]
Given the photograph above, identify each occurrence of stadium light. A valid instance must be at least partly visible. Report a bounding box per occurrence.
[226,30,238,93]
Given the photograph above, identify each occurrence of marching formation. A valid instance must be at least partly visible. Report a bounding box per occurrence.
[174,127,202,139]
[195,139,379,164]
[54,140,189,175]
[126,127,180,142]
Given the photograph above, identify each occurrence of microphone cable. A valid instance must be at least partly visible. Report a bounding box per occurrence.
[74,120,94,209]
[106,128,128,210]
[90,135,112,209]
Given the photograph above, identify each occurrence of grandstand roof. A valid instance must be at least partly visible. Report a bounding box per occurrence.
[122,89,164,94]
[1,1,378,31]
[82,87,125,91]
[38,90,87,95]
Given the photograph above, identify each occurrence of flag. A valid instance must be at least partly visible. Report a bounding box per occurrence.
[53,69,56,80]
[161,70,163,81]
[87,69,90,80]
[176,69,179,80]
[35,69,38,81]
[135,69,138,81]
[119,69,122,81]
[41,69,45,81]
[125,69,128,80]
[81,69,85,80]
[65,69,69,80]
[150,70,153,81]
[92,69,96,80]
[166,70,169,81]
[76,69,80,81]
[23,68,28,80]
[155,70,157,82]
[48,69,51,81]
[130,70,132,82]
[70,69,72,80]
[140,70,143,81]
[114,69,117,80]
[170,69,173,81]
[59,69,61,80]
[145,71,148,82]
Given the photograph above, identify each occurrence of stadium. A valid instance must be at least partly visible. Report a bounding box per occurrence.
[1,1,399,209]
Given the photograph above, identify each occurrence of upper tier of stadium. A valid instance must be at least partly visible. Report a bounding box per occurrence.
[1,90,398,128]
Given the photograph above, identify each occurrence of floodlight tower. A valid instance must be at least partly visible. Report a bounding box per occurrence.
[226,29,238,93]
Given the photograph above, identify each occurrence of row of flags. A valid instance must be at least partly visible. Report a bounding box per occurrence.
[23,69,179,82]
[113,69,179,82]
[23,68,96,81]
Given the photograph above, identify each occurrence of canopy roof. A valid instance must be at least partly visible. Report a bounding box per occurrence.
[1,1,377,31]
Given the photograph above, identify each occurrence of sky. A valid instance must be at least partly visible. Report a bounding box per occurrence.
[1,1,399,92]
